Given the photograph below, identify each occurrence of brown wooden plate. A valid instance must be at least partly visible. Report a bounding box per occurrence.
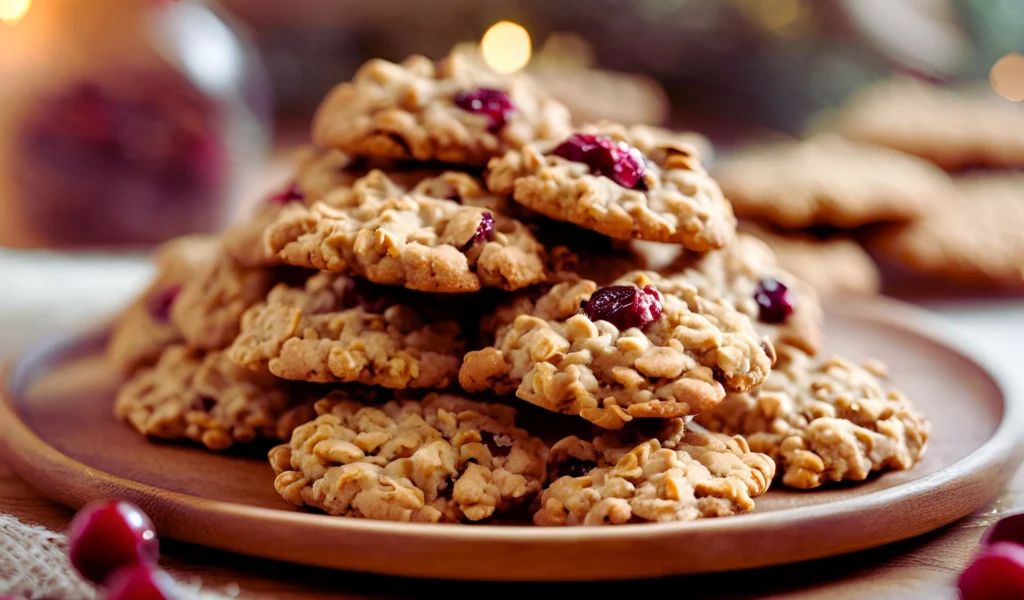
[1,299,1021,581]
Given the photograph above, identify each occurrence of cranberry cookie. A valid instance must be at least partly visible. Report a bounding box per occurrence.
[115,345,315,451]
[266,170,548,292]
[312,53,572,166]
[713,135,948,229]
[534,419,774,525]
[460,271,774,430]
[228,272,465,389]
[107,235,218,374]
[486,123,735,249]
[269,393,549,522]
[665,233,824,356]
[694,345,930,489]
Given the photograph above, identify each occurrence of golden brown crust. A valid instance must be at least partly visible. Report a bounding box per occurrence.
[486,122,736,249]
[269,393,549,522]
[461,271,773,430]
[312,54,572,166]
[694,346,930,489]
[534,420,774,525]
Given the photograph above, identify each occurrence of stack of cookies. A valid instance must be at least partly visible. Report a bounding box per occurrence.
[107,51,931,526]
[713,76,1024,293]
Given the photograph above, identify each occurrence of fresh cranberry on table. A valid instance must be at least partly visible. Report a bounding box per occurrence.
[582,284,663,331]
[67,500,159,585]
[146,286,181,323]
[958,541,1024,600]
[269,183,304,204]
[551,133,647,190]
[453,88,516,132]
[103,564,180,600]
[462,212,496,251]
[982,511,1024,547]
[753,278,794,324]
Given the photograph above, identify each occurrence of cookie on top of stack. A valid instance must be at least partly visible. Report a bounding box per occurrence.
[106,50,931,526]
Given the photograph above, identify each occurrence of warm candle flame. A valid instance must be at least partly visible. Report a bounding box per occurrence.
[480,21,532,74]
[0,0,30,25]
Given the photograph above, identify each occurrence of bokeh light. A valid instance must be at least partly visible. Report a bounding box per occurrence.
[0,0,31,25]
[990,52,1024,101]
[480,21,532,74]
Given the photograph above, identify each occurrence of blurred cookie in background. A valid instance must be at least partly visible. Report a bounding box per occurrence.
[712,134,950,229]
[821,76,1024,171]
[737,222,880,298]
[867,173,1024,290]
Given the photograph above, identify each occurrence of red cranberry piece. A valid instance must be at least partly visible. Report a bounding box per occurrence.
[551,133,647,190]
[958,542,1024,600]
[453,88,516,133]
[67,500,159,585]
[753,278,795,324]
[269,183,304,204]
[555,456,598,479]
[146,286,181,323]
[984,513,1024,547]
[103,564,180,600]
[461,212,495,251]
[582,284,663,331]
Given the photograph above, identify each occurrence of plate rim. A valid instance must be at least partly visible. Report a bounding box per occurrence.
[1,298,1022,578]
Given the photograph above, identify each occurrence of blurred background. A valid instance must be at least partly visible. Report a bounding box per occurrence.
[0,0,1020,250]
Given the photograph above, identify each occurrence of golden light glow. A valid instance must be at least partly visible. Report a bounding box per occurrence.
[991,53,1024,102]
[480,21,532,74]
[0,0,30,25]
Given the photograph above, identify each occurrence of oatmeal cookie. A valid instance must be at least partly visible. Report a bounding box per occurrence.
[713,135,948,229]
[107,235,218,374]
[826,76,1024,170]
[665,233,824,356]
[266,170,548,292]
[115,345,315,451]
[694,346,930,489]
[169,251,285,352]
[486,122,735,249]
[269,393,549,522]
[460,271,774,430]
[868,173,1024,289]
[534,419,774,525]
[228,272,465,389]
[738,222,880,297]
[312,53,572,167]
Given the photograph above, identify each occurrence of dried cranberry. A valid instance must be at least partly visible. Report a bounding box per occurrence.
[958,542,1024,600]
[146,286,180,323]
[269,183,303,204]
[453,88,516,132]
[582,284,663,331]
[551,133,647,190]
[754,278,795,324]
[67,500,159,585]
[461,212,495,251]
[191,396,216,412]
[103,564,180,600]
[556,457,598,479]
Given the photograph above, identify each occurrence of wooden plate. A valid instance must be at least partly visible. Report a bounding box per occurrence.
[1,299,1022,581]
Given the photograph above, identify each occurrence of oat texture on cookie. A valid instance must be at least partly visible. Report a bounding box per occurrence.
[534,419,775,525]
[486,122,736,249]
[694,345,930,489]
[115,345,315,451]
[266,170,548,292]
[460,270,774,429]
[312,52,572,166]
[269,393,549,522]
[228,271,466,389]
